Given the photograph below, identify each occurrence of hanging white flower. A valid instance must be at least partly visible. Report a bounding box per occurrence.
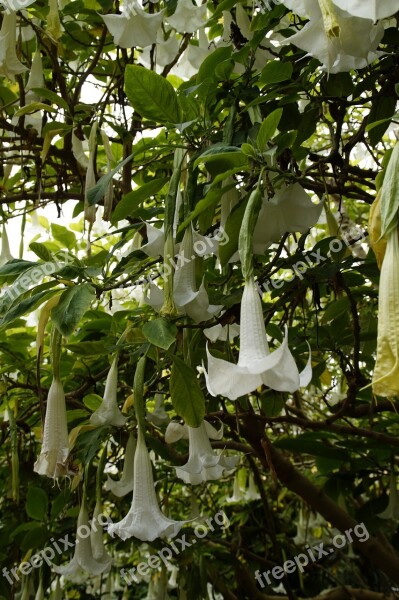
[102,1,165,49]
[145,226,223,323]
[108,428,184,541]
[253,183,323,254]
[226,471,245,503]
[26,48,45,98]
[244,472,261,501]
[331,0,399,22]
[34,377,70,479]
[140,31,180,72]
[293,508,308,545]
[84,121,98,224]
[166,420,239,485]
[279,0,384,73]
[0,224,14,266]
[90,500,112,570]
[166,0,207,33]
[378,472,399,520]
[104,433,136,497]
[90,357,127,427]
[0,13,28,81]
[175,29,210,79]
[204,323,240,343]
[72,130,89,168]
[54,496,111,582]
[204,276,312,400]
[140,222,167,257]
[0,0,36,11]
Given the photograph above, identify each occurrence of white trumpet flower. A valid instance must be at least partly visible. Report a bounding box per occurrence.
[108,429,184,541]
[34,577,44,600]
[253,184,323,253]
[331,0,399,22]
[84,122,98,224]
[226,472,245,503]
[204,277,312,400]
[280,0,384,73]
[166,0,207,33]
[167,420,239,485]
[105,433,136,497]
[378,472,399,520]
[245,473,261,501]
[0,224,14,266]
[372,230,399,397]
[204,323,240,343]
[90,358,127,427]
[90,500,112,570]
[34,377,70,478]
[0,12,28,81]
[145,227,223,323]
[54,498,111,581]
[102,2,164,49]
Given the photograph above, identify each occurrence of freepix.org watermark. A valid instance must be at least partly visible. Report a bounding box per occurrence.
[120,510,230,585]
[133,227,229,288]
[257,229,367,295]
[255,522,369,588]
[2,251,74,303]
[2,512,112,585]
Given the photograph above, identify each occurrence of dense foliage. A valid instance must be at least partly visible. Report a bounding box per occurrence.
[1,0,399,598]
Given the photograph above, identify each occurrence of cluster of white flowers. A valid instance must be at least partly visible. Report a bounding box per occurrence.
[277,0,399,72]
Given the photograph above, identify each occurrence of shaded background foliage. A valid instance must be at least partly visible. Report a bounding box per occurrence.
[1,0,399,598]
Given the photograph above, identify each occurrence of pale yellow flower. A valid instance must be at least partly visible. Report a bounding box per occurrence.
[372,229,399,396]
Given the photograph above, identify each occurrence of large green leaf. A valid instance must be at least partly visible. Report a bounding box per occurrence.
[260,61,293,85]
[142,318,177,350]
[112,177,169,223]
[51,223,76,249]
[26,486,48,521]
[52,283,95,337]
[170,356,205,427]
[257,108,283,151]
[124,65,181,124]
[0,289,57,328]
[194,144,248,177]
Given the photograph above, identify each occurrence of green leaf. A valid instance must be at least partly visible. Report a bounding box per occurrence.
[66,341,107,355]
[83,393,102,411]
[26,486,48,521]
[52,283,95,337]
[124,65,180,124]
[14,102,57,117]
[197,47,232,83]
[260,61,293,85]
[0,260,37,282]
[219,197,247,267]
[367,96,396,147]
[257,108,283,151]
[194,144,248,176]
[178,185,227,232]
[112,177,169,223]
[29,88,70,111]
[0,289,57,328]
[29,242,54,262]
[170,356,205,427]
[87,153,134,206]
[142,318,177,350]
[51,223,76,249]
[21,525,49,552]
